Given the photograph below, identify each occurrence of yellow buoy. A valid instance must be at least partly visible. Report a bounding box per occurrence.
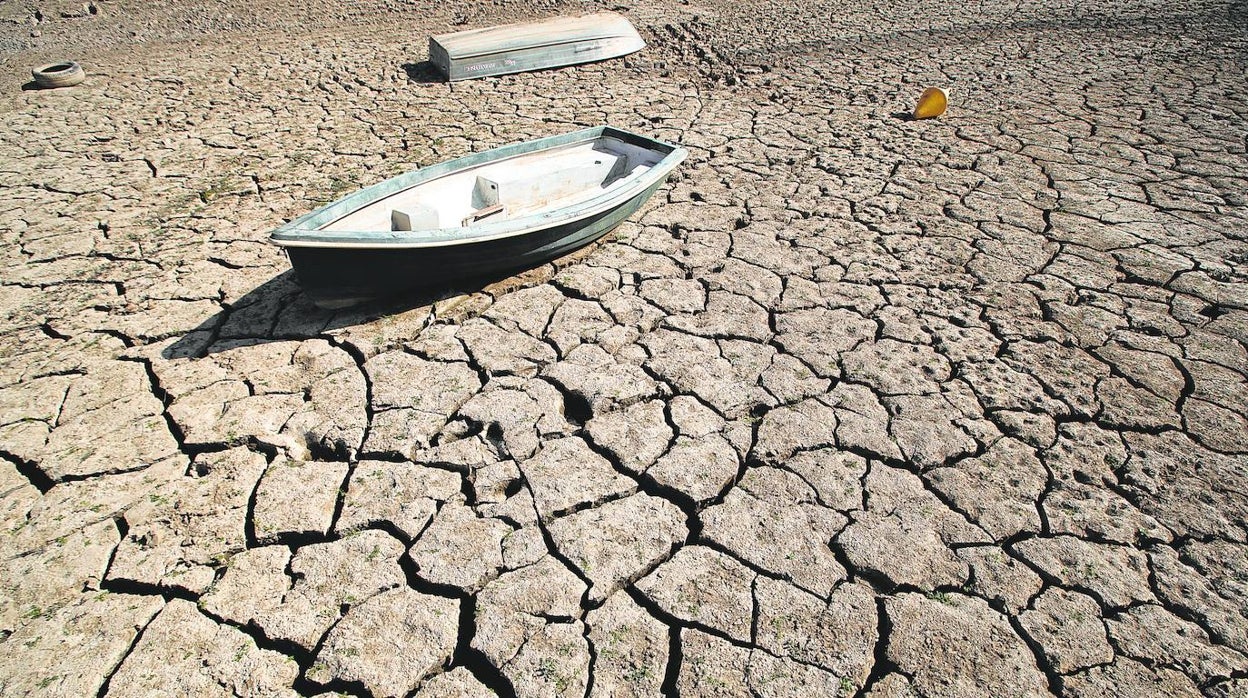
[913,87,948,119]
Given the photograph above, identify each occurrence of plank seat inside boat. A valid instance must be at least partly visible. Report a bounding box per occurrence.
[390,204,439,232]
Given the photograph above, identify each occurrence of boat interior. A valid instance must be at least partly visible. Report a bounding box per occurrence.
[322,137,664,233]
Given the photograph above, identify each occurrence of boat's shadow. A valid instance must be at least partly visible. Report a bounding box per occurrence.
[401,62,446,84]
[160,264,553,359]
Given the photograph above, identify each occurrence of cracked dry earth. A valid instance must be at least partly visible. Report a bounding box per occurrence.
[1,0,1248,696]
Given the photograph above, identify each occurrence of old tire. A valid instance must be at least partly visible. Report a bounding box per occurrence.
[31,61,85,89]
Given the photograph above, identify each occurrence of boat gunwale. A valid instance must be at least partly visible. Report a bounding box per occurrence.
[270,126,686,250]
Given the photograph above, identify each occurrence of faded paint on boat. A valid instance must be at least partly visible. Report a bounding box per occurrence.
[429,12,645,81]
[270,126,686,308]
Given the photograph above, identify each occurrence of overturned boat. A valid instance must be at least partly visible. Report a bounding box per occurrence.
[429,12,645,81]
[271,126,687,308]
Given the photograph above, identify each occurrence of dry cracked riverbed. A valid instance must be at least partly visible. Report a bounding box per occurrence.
[1,0,1247,696]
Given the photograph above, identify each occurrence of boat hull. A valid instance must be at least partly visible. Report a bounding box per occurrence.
[429,13,645,81]
[271,126,686,308]
[284,176,669,309]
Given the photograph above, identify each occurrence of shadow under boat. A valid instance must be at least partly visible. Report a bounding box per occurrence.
[400,61,445,84]
[160,254,578,360]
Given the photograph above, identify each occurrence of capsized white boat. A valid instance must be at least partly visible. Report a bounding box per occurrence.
[271,126,687,308]
[429,12,645,81]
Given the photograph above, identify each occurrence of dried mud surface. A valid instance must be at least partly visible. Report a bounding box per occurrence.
[1,0,1247,696]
